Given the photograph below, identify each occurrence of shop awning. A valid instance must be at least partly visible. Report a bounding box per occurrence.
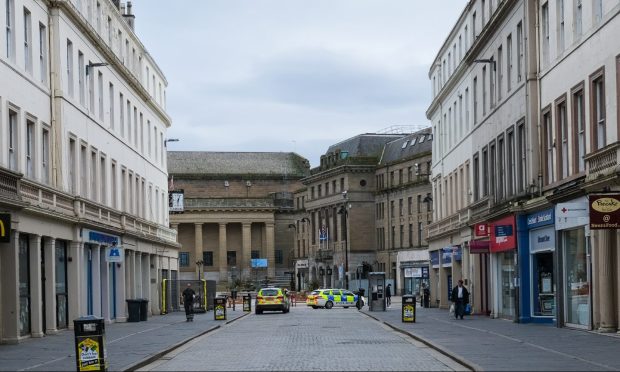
[469,240,490,254]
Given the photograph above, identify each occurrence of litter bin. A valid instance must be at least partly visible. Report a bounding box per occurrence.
[126,299,141,322]
[243,294,251,312]
[402,295,416,323]
[139,299,149,321]
[74,315,108,371]
[214,297,226,320]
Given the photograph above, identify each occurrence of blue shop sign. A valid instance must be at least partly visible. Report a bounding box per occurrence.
[441,246,452,265]
[83,229,119,245]
[526,209,555,230]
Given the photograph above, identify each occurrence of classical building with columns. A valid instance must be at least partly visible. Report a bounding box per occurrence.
[0,0,178,344]
[167,152,310,290]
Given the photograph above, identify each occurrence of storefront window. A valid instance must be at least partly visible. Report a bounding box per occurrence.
[19,235,31,336]
[532,251,555,316]
[55,242,68,329]
[564,228,589,327]
[499,251,516,318]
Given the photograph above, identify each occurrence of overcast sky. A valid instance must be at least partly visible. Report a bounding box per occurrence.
[132,1,464,166]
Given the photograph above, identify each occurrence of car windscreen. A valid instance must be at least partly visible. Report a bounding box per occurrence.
[261,289,279,296]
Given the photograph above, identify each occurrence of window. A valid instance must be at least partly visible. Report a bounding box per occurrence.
[139,113,144,153]
[23,7,31,72]
[557,0,565,53]
[96,2,101,32]
[391,226,395,249]
[78,51,84,105]
[68,138,76,193]
[41,127,49,184]
[67,40,74,96]
[399,169,403,184]
[408,196,413,215]
[481,0,486,24]
[572,86,585,173]
[542,3,549,66]
[556,98,569,178]
[119,93,124,136]
[390,200,395,218]
[473,76,478,123]
[574,0,582,38]
[517,121,526,193]
[594,0,602,24]
[26,119,34,178]
[126,100,131,142]
[318,184,322,197]
[80,144,87,197]
[147,120,151,156]
[179,252,189,267]
[408,224,413,247]
[482,66,487,115]
[90,150,97,200]
[98,72,103,120]
[497,136,504,199]
[111,161,117,208]
[133,107,138,146]
[517,22,523,82]
[591,70,605,150]
[507,129,515,196]
[399,199,403,216]
[497,45,503,101]
[472,12,476,40]
[8,109,17,170]
[100,155,106,204]
[203,252,213,266]
[489,142,496,197]
[107,16,112,45]
[109,83,114,129]
[473,152,480,200]
[6,0,14,59]
[227,251,237,266]
[39,23,46,83]
[506,34,512,92]
[275,250,283,265]
[490,59,496,108]
[121,168,126,211]
[399,225,404,248]
[543,109,555,185]
[482,147,488,196]
[340,177,344,192]
[89,62,95,112]
[417,194,422,213]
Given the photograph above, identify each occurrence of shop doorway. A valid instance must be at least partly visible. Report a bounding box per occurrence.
[18,235,31,336]
[563,228,590,329]
[532,251,555,317]
[499,250,517,319]
[55,242,68,329]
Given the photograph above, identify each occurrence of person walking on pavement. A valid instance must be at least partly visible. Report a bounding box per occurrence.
[182,283,196,321]
[451,279,469,320]
[386,283,392,307]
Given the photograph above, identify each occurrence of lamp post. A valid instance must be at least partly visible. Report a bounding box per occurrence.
[195,259,204,281]
[338,203,349,290]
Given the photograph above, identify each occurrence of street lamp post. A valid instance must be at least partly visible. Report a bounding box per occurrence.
[195,260,204,281]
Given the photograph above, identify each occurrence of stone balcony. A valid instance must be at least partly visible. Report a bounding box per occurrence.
[585,141,620,187]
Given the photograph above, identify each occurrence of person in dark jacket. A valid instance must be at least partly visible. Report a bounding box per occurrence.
[386,284,392,307]
[451,279,469,320]
[182,283,196,321]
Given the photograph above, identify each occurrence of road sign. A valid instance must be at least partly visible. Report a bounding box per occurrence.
[105,246,124,262]
[0,213,10,243]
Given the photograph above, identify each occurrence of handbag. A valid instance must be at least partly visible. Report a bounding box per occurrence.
[465,303,471,315]
[449,303,455,315]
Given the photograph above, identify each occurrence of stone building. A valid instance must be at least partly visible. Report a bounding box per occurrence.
[167,152,309,290]
[0,0,178,344]
[374,129,433,296]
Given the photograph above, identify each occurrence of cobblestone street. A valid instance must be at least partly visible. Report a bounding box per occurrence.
[140,306,467,371]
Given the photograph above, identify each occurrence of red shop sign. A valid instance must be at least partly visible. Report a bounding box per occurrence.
[474,223,489,237]
[490,215,516,253]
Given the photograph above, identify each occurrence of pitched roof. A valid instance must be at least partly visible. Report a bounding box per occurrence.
[379,128,433,165]
[167,152,310,177]
[326,134,405,158]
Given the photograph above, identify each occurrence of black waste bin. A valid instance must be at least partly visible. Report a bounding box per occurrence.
[126,299,141,322]
[402,295,416,323]
[214,297,226,320]
[74,315,108,371]
[139,299,149,321]
[243,294,251,312]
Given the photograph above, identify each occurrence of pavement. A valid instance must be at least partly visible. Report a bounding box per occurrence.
[361,296,620,371]
[0,306,248,371]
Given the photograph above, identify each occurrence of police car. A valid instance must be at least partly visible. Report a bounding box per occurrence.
[306,289,364,309]
[255,287,291,314]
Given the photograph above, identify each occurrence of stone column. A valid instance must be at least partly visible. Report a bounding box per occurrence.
[195,223,203,278]
[44,237,57,334]
[242,222,252,278]
[598,230,616,332]
[91,244,101,317]
[143,254,151,315]
[266,223,276,278]
[100,254,110,322]
[115,255,127,322]
[1,231,20,343]
[219,223,228,282]
[130,250,137,299]
[124,251,131,300]
[68,241,83,325]
[29,235,43,337]
[136,252,142,298]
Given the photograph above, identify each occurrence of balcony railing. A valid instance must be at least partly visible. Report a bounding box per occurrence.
[16,177,177,245]
[0,167,22,202]
[468,196,491,223]
[585,142,620,184]
[427,214,460,240]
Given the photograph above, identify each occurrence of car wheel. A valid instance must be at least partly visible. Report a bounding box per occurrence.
[255,309,262,315]
[343,306,349,309]
[325,301,333,309]
[311,306,318,309]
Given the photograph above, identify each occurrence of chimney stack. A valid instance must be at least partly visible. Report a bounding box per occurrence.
[112,0,120,10]
[122,1,135,31]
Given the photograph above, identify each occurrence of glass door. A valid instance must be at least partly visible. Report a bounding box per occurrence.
[563,228,590,328]
[19,235,31,336]
[55,241,68,329]
[499,251,516,319]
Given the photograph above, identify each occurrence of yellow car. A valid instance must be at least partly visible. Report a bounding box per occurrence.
[255,287,290,314]
[306,289,364,309]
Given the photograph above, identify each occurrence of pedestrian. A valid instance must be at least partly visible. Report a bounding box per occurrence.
[451,279,469,320]
[182,283,196,322]
[386,283,392,307]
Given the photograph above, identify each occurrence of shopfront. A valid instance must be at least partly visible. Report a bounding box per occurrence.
[490,215,517,320]
[470,223,491,316]
[402,265,429,297]
[429,250,440,306]
[519,209,555,323]
[556,197,590,329]
[441,247,453,302]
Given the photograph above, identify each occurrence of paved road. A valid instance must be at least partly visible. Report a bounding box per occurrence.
[141,306,468,371]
